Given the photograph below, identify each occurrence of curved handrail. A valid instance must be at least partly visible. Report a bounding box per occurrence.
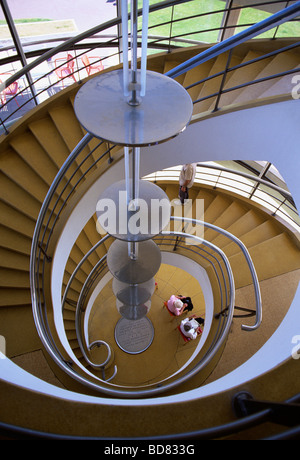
[170,216,262,331]
[33,220,235,397]
[165,1,300,78]
[62,238,117,380]
[0,0,192,91]
[61,234,110,313]
[198,162,293,200]
[0,392,299,439]
[30,133,93,340]
[76,231,234,396]
[73,233,230,370]
[1,0,299,130]
[29,131,260,394]
[144,162,300,232]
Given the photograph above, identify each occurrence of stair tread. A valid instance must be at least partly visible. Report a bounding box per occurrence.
[220,50,272,106]
[0,224,32,255]
[1,147,50,203]
[232,51,300,104]
[229,232,300,286]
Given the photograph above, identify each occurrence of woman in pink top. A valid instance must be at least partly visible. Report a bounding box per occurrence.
[167,295,187,316]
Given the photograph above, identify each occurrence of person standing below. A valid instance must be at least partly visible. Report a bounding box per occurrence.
[179,163,196,204]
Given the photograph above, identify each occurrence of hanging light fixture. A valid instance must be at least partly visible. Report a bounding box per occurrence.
[74,0,193,346]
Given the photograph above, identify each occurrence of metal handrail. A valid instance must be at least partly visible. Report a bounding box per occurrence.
[29,140,259,394]
[197,162,293,199]
[61,234,110,313]
[170,216,262,331]
[59,226,231,384]
[0,0,299,129]
[165,1,300,78]
[145,162,300,230]
[1,392,299,439]
[32,184,260,397]
[1,0,295,86]
[39,231,235,397]
[26,124,237,393]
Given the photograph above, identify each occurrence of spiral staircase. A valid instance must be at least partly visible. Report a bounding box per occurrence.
[0,2,300,440]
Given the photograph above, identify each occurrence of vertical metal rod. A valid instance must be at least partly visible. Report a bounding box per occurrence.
[140,0,149,97]
[213,48,233,112]
[129,0,139,105]
[129,146,140,260]
[129,146,140,209]
[121,0,130,97]
[124,146,131,204]
[132,146,136,205]
[134,146,140,206]
[117,0,123,65]
[168,5,175,53]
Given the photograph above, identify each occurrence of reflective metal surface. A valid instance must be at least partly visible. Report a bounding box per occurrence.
[74,69,193,146]
[113,277,155,305]
[116,300,151,321]
[106,239,161,284]
[96,179,171,241]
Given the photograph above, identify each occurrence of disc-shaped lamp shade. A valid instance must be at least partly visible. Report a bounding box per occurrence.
[112,277,155,305]
[96,179,171,242]
[74,69,193,147]
[107,239,161,284]
[116,299,151,320]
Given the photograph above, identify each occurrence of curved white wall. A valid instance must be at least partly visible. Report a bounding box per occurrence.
[1,100,299,407]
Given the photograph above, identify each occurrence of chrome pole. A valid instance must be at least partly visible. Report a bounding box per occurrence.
[140,0,149,97]
[128,0,139,106]
[121,0,130,97]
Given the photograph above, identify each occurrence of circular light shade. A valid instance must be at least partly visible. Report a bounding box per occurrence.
[107,239,161,284]
[112,277,155,305]
[74,69,193,146]
[116,299,151,321]
[96,179,171,242]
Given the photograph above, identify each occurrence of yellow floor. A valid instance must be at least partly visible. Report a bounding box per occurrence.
[88,263,206,387]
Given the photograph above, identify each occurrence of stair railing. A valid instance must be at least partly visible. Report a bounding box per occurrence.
[29,131,261,394]
[59,227,231,387]
[56,232,235,396]
[34,197,261,397]
[165,1,300,79]
[144,162,300,232]
[29,139,263,396]
[28,131,237,394]
[170,216,262,331]
[1,0,300,131]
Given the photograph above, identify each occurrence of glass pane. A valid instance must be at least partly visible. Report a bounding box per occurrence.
[0,4,18,78]
[236,6,274,39]
[6,0,117,35]
[107,239,162,284]
[275,18,300,38]
[172,0,226,44]
[144,4,173,45]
